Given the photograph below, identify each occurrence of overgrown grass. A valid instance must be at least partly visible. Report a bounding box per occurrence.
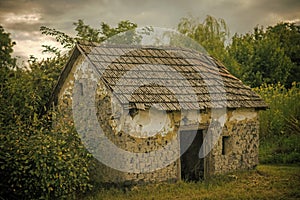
[83,165,300,200]
[254,83,300,164]
[259,134,300,164]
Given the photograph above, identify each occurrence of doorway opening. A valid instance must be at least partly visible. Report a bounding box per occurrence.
[180,129,204,181]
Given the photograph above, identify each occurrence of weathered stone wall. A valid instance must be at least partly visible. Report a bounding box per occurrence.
[57,57,181,184]
[56,56,260,184]
[94,85,181,183]
[209,108,259,175]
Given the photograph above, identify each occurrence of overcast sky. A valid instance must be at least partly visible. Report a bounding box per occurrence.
[1,0,299,60]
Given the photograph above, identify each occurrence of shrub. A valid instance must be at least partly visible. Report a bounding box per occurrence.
[0,113,92,199]
[254,82,300,164]
[254,82,300,138]
[0,26,96,199]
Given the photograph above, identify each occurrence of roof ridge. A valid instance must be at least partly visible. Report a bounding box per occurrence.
[77,41,209,57]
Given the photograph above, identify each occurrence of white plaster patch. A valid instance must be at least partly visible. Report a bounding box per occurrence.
[123,107,172,138]
[217,113,227,125]
[229,109,257,122]
[181,110,201,125]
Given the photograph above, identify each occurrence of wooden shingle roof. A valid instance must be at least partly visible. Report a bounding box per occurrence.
[52,42,267,111]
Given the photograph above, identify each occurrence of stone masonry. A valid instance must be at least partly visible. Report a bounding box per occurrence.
[55,54,261,184]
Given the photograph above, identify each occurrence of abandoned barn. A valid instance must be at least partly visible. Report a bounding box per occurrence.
[50,42,267,184]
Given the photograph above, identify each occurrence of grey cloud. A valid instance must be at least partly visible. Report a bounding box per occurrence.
[1,0,295,34]
[11,31,42,41]
[0,0,35,13]
[255,0,300,12]
[0,0,299,59]
[3,22,48,32]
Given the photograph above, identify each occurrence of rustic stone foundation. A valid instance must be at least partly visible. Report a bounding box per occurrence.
[51,45,264,185]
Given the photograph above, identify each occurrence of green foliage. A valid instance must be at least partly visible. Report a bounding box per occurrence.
[254,83,300,164]
[178,15,229,49]
[0,113,92,199]
[0,55,67,127]
[177,17,299,88]
[259,134,300,164]
[0,26,92,199]
[1,20,143,199]
[0,54,93,199]
[267,23,300,86]
[254,82,300,137]
[40,26,75,49]
[229,23,299,87]
[0,26,17,129]
[41,20,139,49]
[74,19,139,44]
[74,19,102,43]
[177,15,240,75]
[0,26,16,69]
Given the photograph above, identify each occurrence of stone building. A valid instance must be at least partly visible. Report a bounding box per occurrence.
[49,42,267,184]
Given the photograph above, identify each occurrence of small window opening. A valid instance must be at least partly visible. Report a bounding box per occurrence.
[79,82,83,96]
[222,136,230,155]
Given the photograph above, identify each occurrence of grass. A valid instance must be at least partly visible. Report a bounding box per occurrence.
[259,134,300,164]
[83,165,300,200]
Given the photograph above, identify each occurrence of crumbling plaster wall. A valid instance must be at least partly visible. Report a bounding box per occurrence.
[57,56,260,184]
[57,57,182,184]
[95,82,181,183]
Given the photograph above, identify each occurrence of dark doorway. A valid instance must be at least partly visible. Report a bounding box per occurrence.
[180,129,204,181]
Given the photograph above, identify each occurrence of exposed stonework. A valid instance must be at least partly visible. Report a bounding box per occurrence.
[57,57,181,184]
[210,108,259,175]
[51,43,266,185]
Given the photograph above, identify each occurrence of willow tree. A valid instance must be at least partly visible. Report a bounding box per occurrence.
[177,15,240,76]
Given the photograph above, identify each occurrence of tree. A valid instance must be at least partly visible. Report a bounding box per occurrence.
[266,23,300,86]
[177,15,240,75]
[0,25,17,128]
[0,26,91,199]
[0,26,16,69]
[40,20,139,50]
[229,23,298,87]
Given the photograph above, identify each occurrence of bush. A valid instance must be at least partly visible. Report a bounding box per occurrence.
[0,114,92,199]
[254,82,300,164]
[0,26,95,199]
[254,82,300,138]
